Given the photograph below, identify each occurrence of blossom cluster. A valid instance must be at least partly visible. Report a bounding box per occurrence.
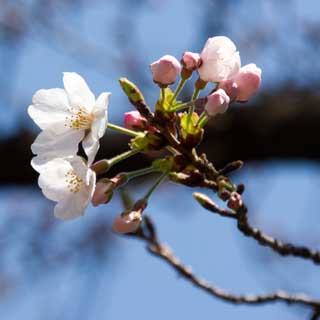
[29,36,261,233]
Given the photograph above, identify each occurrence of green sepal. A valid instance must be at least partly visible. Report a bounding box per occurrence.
[152,156,175,172]
[156,88,181,113]
[130,132,164,151]
[179,112,204,148]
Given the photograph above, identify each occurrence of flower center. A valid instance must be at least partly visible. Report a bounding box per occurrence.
[65,170,84,193]
[65,107,94,130]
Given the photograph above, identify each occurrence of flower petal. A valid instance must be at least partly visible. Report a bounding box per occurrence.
[31,129,83,160]
[54,169,96,220]
[82,132,99,166]
[28,88,71,134]
[37,158,73,202]
[63,72,95,112]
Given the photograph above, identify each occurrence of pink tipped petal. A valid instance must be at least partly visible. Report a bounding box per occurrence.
[150,55,181,86]
[218,80,239,101]
[181,51,201,70]
[112,212,142,234]
[124,111,147,130]
[205,89,230,116]
[198,36,241,82]
[234,64,262,102]
[91,181,114,207]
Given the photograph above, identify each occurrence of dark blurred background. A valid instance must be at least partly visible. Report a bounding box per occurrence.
[0,0,320,319]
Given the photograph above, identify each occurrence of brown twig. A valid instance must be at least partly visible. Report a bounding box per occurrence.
[236,205,320,264]
[130,216,320,310]
[194,193,320,265]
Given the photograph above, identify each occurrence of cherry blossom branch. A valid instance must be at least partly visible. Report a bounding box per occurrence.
[194,193,320,265]
[130,216,320,311]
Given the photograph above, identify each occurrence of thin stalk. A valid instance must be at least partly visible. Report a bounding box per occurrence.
[196,112,209,127]
[107,123,140,137]
[108,149,139,168]
[170,78,186,104]
[125,166,157,180]
[170,100,197,112]
[143,173,168,201]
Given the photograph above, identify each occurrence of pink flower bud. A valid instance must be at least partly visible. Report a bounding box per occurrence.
[112,211,142,234]
[181,51,201,71]
[150,55,181,86]
[234,63,262,102]
[205,89,230,116]
[124,111,147,131]
[198,36,241,82]
[227,192,243,210]
[218,80,238,101]
[92,181,114,207]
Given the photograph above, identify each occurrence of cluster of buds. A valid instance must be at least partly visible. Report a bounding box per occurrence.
[29,35,260,234]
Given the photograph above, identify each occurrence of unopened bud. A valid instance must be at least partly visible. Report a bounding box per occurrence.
[91,159,110,175]
[112,210,142,234]
[181,51,201,71]
[227,192,243,210]
[218,80,238,101]
[150,55,181,87]
[112,198,147,234]
[193,192,220,213]
[205,89,230,116]
[124,111,147,131]
[119,78,145,103]
[92,179,114,207]
[234,64,261,102]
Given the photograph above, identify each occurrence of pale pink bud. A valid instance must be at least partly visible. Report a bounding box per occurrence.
[112,211,142,234]
[181,51,201,70]
[124,111,147,131]
[92,181,114,207]
[150,55,181,86]
[198,36,241,82]
[227,192,243,210]
[234,63,262,102]
[205,89,230,116]
[218,80,238,101]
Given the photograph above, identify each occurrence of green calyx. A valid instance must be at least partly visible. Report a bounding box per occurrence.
[179,112,204,147]
[156,88,181,113]
[130,132,164,151]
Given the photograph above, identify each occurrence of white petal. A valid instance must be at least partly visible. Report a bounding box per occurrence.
[54,169,96,220]
[93,92,110,138]
[37,158,73,202]
[63,72,95,111]
[28,88,71,134]
[31,130,83,158]
[82,132,99,166]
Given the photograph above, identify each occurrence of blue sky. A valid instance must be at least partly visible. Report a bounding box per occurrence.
[0,0,320,319]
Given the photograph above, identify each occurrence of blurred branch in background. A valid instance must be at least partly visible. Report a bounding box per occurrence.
[2,87,320,185]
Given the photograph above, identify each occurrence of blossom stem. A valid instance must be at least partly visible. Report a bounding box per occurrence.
[170,78,187,104]
[170,100,196,112]
[107,123,140,137]
[186,88,202,129]
[196,112,209,127]
[143,173,168,201]
[161,88,166,106]
[108,149,140,168]
[125,166,158,180]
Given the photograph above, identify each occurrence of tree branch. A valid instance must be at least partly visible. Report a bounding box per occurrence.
[194,193,320,265]
[130,216,320,311]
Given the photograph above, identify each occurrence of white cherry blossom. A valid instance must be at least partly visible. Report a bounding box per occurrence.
[28,72,111,165]
[198,36,241,83]
[37,156,96,220]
